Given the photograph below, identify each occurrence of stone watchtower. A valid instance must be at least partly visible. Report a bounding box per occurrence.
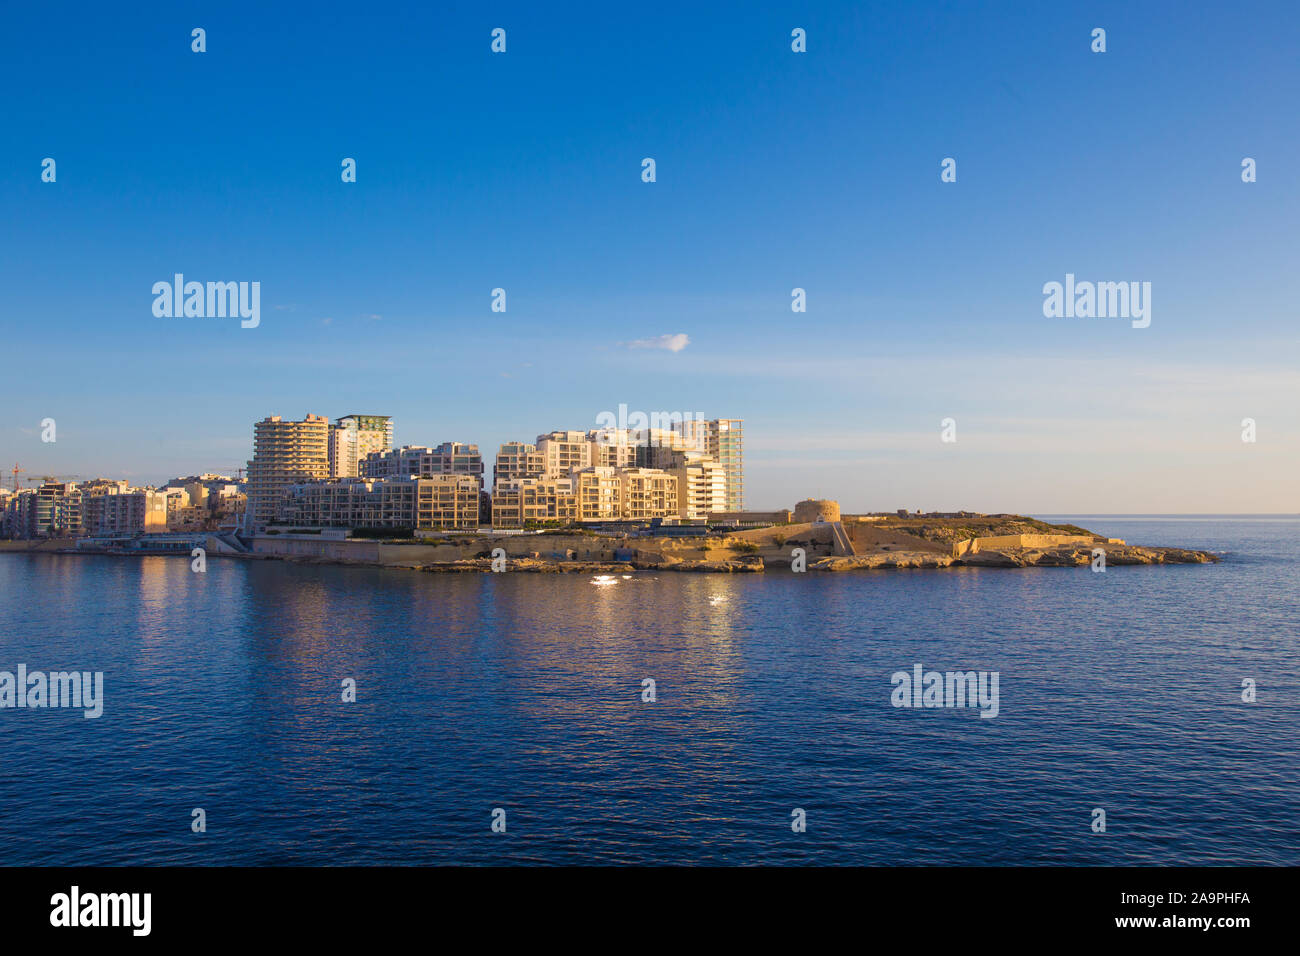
[793,499,840,524]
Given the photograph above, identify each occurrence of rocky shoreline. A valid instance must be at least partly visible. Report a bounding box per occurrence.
[266,545,1215,574]
[810,544,1217,572]
[3,514,1220,575]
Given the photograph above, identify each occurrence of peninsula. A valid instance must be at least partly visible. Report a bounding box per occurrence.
[4,507,1214,574]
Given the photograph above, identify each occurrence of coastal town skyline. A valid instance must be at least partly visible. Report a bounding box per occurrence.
[5,410,754,539]
[6,395,1297,515]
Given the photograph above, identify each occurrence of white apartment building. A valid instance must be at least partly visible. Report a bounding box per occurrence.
[329,415,394,478]
[672,455,728,519]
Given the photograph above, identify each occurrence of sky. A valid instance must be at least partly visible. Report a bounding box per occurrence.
[2,0,1297,513]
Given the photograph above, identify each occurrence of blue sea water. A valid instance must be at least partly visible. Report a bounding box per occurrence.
[0,516,1296,866]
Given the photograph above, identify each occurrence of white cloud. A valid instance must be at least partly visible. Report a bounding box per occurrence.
[623,333,690,353]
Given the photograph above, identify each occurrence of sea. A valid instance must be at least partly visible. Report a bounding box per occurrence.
[1,516,1296,865]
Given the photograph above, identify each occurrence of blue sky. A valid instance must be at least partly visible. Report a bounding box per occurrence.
[3,0,1297,512]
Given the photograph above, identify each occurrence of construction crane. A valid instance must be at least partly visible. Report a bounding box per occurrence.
[10,464,23,491]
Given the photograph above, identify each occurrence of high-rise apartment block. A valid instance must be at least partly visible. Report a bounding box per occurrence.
[671,455,729,519]
[245,414,331,531]
[329,415,393,478]
[672,418,743,511]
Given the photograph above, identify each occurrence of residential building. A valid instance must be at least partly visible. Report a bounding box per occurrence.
[492,442,546,487]
[618,468,679,521]
[707,419,744,511]
[536,431,592,477]
[245,414,331,532]
[572,467,621,522]
[166,473,237,490]
[277,475,481,531]
[672,455,729,519]
[361,442,484,488]
[328,415,393,478]
[82,489,168,535]
[22,481,83,538]
[674,418,744,511]
[2,489,36,539]
[490,477,577,527]
[588,428,639,469]
[153,486,211,532]
[81,478,130,497]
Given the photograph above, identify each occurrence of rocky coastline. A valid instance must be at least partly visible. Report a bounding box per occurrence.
[1,513,1220,574]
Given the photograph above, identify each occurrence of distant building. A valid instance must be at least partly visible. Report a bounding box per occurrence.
[674,418,743,511]
[277,475,480,531]
[166,473,237,489]
[245,414,331,532]
[520,420,742,514]
[491,477,577,527]
[328,415,393,478]
[361,442,484,488]
[672,456,728,520]
[491,465,683,528]
[572,467,621,522]
[83,489,168,535]
[536,431,593,477]
[160,476,245,530]
[618,468,679,522]
[2,489,36,539]
[33,481,82,537]
[587,428,639,469]
[492,442,547,487]
[81,478,131,496]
